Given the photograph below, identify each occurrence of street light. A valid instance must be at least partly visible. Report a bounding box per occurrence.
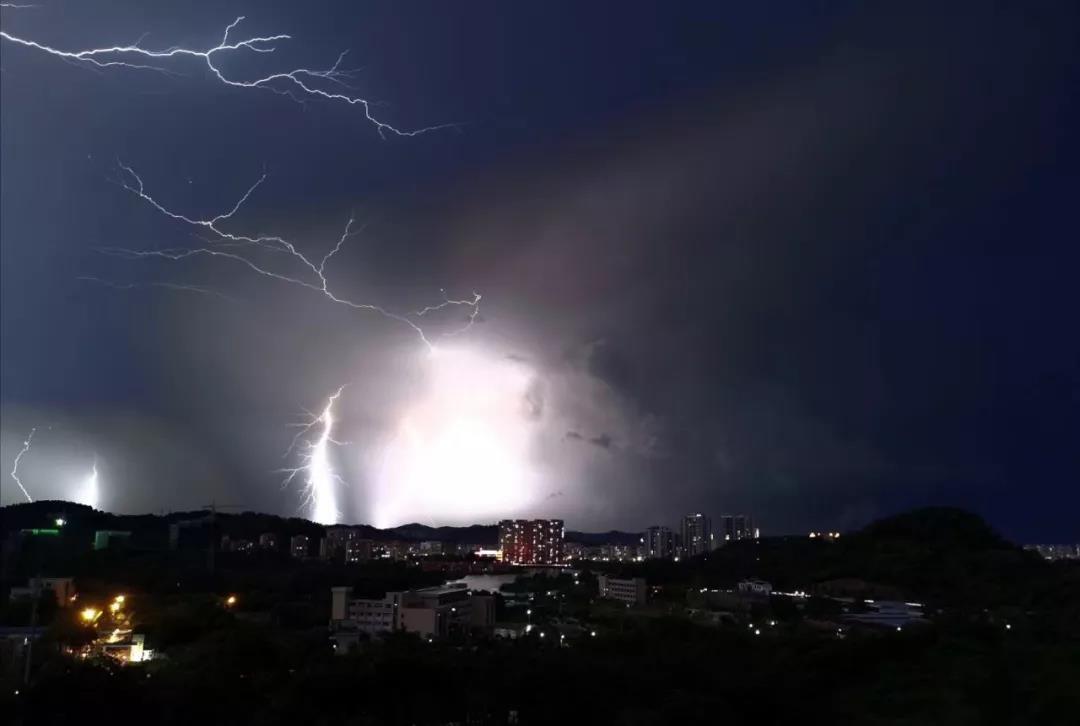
[225,595,237,607]
[80,607,99,623]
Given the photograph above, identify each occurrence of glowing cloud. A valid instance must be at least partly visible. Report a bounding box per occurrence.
[73,458,99,509]
[373,347,540,527]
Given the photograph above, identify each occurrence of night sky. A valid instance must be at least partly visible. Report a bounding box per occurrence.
[2,1,1077,540]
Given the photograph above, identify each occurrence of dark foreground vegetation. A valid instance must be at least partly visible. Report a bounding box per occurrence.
[1,504,1077,725]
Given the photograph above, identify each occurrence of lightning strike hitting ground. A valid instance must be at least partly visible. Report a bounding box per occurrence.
[280,387,347,525]
[0,16,454,137]
[94,165,481,520]
[95,166,480,518]
[3,9,483,524]
[9,427,37,503]
[99,164,481,350]
[74,457,99,510]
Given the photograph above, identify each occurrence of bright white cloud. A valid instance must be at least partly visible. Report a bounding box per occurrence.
[371,346,540,527]
[73,459,99,510]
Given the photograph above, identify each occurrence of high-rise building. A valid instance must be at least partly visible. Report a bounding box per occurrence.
[321,527,354,560]
[330,584,495,643]
[642,526,675,559]
[597,574,647,607]
[717,515,756,544]
[220,535,254,554]
[290,534,310,559]
[681,513,713,557]
[498,519,565,565]
[345,538,373,563]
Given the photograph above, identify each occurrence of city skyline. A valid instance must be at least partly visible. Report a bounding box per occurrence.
[2,4,1077,722]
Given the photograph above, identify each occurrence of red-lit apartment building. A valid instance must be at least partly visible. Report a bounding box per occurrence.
[498,519,565,565]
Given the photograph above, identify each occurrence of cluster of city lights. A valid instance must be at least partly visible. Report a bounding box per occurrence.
[81,593,126,625]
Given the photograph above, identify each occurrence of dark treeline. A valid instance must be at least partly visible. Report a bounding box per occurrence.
[1,506,1078,724]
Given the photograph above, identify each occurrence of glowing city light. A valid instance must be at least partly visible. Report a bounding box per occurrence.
[80,607,100,623]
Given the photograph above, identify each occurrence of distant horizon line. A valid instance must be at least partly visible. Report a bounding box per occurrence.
[3,499,774,537]
[5,499,1076,545]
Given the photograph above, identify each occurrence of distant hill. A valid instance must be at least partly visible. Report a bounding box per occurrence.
[566,530,640,546]
[726,507,1040,607]
[0,502,1019,558]
[0,501,633,547]
[383,523,499,544]
[855,506,1013,550]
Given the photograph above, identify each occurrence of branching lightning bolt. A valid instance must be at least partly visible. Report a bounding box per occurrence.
[4,10,483,525]
[98,163,482,350]
[95,167,481,521]
[9,427,37,503]
[0,15,456,137]
[415,288,483,337]
[279,386,347,525]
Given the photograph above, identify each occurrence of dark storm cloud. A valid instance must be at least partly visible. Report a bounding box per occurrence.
[1,2,1076,539]
[563,429,615,451]
[433,2,1080,536]
[588,434,613,450]
[584,340,639,403]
